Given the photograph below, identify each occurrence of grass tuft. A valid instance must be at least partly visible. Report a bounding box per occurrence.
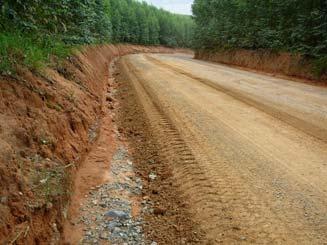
[0,32,72,74]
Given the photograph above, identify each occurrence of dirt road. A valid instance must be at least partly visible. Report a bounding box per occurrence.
[119,53,327,244]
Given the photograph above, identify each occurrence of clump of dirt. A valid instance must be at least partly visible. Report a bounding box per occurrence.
[115,61,205,244]
[0,44,174,244]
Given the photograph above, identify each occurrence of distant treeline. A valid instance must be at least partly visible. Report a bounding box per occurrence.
[192,0,327,59]
[109,0,193,47]
[0,0,193,72]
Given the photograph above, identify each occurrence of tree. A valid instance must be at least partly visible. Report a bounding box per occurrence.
[192,0,327,57]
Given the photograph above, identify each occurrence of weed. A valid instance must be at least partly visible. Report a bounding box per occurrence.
[46,102,63,112]
[29,154,74,204]
[313,56,327,78]
[0,32,72,74]
[32,164,69,203]
[66,91,76,104]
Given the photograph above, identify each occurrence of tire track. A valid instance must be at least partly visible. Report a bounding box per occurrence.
[119,56,323,244]
[145,55,327,143]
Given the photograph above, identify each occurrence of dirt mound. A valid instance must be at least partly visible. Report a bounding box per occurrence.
[0,44,173,244]
[195,49,327,83]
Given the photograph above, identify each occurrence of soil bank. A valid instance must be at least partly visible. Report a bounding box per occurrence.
[0,44,174,244]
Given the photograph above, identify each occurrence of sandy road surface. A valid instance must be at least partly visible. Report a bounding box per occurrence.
[120,53,327,244]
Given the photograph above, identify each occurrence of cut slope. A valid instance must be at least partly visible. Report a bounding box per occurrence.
[0,45,173,244]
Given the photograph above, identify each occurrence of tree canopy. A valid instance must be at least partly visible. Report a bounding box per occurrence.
[0,0,193,72]
[192,0,327,58]
[0,0,193,47]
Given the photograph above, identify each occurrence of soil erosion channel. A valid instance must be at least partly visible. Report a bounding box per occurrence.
[119,53,327,244]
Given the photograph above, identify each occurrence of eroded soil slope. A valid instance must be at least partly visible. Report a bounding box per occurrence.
[119,53,327,244]
[0,45,173,244]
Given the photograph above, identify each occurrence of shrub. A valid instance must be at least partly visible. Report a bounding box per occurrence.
[0,32,71,74]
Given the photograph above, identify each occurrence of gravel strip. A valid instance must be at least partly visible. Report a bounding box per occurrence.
[78,146,148,245]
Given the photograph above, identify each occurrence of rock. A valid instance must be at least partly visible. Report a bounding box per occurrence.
[100,231,110,240]
[99,202,107,208]
[106,95,114,102]
[149,159,155,164]
[151,242,158,245]
[148,172,157,181]
[105,210,129,219]
[152,189,159,195]
[0,196,8,204]
[107,221,121,229]
[46,202,53,210]
[113,227,121,233]
[240,236,246,241]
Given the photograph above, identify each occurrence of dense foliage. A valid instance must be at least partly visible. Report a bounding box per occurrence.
[0,0,193,73]
[192,0,327,59]
[108,0,193,47]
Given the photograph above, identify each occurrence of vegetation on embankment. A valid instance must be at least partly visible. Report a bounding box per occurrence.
[0,0,193,74]
[192,0,327,79]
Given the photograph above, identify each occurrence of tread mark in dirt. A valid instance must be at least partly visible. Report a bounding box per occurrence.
[120,56,325,244]
[145,55,327,143]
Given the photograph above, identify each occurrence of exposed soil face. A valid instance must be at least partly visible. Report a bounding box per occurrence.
[0,45,174,244]
[118,53,327,244]
[195,49,327,83]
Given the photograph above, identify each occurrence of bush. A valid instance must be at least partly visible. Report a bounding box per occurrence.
[313,56,327,77]
[192,0,327,58]
[0,0,193,74]
[0,32,71,74]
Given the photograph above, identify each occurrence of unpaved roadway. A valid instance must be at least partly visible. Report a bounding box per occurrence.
[119,53,327,244]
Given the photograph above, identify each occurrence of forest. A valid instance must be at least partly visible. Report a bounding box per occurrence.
[1,0,327,75]
[192,0,327,74]
[0,0,193,73]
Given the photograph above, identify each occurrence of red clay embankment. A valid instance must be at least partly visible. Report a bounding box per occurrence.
[195,49,327,83]
[0,44,173,244]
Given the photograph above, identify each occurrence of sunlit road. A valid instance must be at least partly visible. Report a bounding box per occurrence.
[121,53,327,244]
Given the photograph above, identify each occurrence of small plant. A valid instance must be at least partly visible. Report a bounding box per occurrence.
[0,32,71,74]
[31,160,73,204]
[66,91,76,104]
[33,167,67,203]
[37,133,56,150]
[313,56,327,78]
[46,102,63,112]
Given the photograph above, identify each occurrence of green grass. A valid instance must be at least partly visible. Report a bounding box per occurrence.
[0,32,72,74]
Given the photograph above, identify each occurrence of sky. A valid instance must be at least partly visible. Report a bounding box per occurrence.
[142,0,194,15]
